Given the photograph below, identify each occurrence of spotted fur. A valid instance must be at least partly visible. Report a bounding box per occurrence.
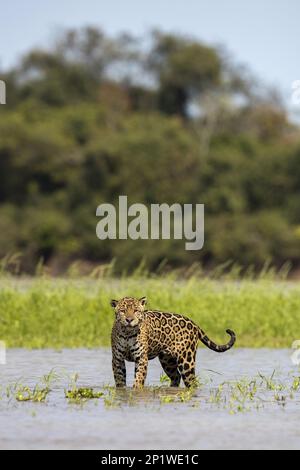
[110,296,236,388]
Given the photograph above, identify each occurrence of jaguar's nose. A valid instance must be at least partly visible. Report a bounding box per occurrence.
[125,318,132,325]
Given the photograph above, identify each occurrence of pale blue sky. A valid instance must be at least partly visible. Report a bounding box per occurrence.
[1,0,299,114]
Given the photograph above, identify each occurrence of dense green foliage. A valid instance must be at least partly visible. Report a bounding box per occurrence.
[1,27,300,272]
[0,275,299,348]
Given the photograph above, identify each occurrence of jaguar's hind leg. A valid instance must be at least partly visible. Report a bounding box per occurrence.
[159,353,181,387]
[178,352,197,388]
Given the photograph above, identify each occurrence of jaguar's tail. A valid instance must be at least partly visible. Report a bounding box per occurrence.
[198,328,236,352]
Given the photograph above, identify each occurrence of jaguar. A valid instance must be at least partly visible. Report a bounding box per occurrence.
[110,296,236,388]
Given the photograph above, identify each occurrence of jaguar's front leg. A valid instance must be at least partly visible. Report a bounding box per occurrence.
[133,354,148,389]
[112,353,126,388]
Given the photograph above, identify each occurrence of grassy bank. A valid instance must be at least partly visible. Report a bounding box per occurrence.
[0,275,299,348]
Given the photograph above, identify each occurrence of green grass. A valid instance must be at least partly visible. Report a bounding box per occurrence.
[0,274,299,348]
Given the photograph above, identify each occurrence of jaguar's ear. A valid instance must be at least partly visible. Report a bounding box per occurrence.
[110,299,118,308]
[139,296,147,307]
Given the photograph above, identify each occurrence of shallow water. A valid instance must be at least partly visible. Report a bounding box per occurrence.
[0,348,299,450]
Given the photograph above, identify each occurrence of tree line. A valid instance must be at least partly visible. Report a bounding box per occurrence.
[0,27,300,274]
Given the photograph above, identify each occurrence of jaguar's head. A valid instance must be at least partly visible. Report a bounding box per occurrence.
[110,296,147,328]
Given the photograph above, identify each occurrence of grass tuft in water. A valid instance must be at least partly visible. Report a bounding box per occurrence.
[15,385,50,403]
[65,388,104,403]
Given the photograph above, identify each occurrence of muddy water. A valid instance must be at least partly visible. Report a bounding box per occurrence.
[0,348,299,450]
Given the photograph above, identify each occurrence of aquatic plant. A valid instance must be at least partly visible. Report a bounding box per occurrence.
[65,387,103,402]
[15,385,50,403]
